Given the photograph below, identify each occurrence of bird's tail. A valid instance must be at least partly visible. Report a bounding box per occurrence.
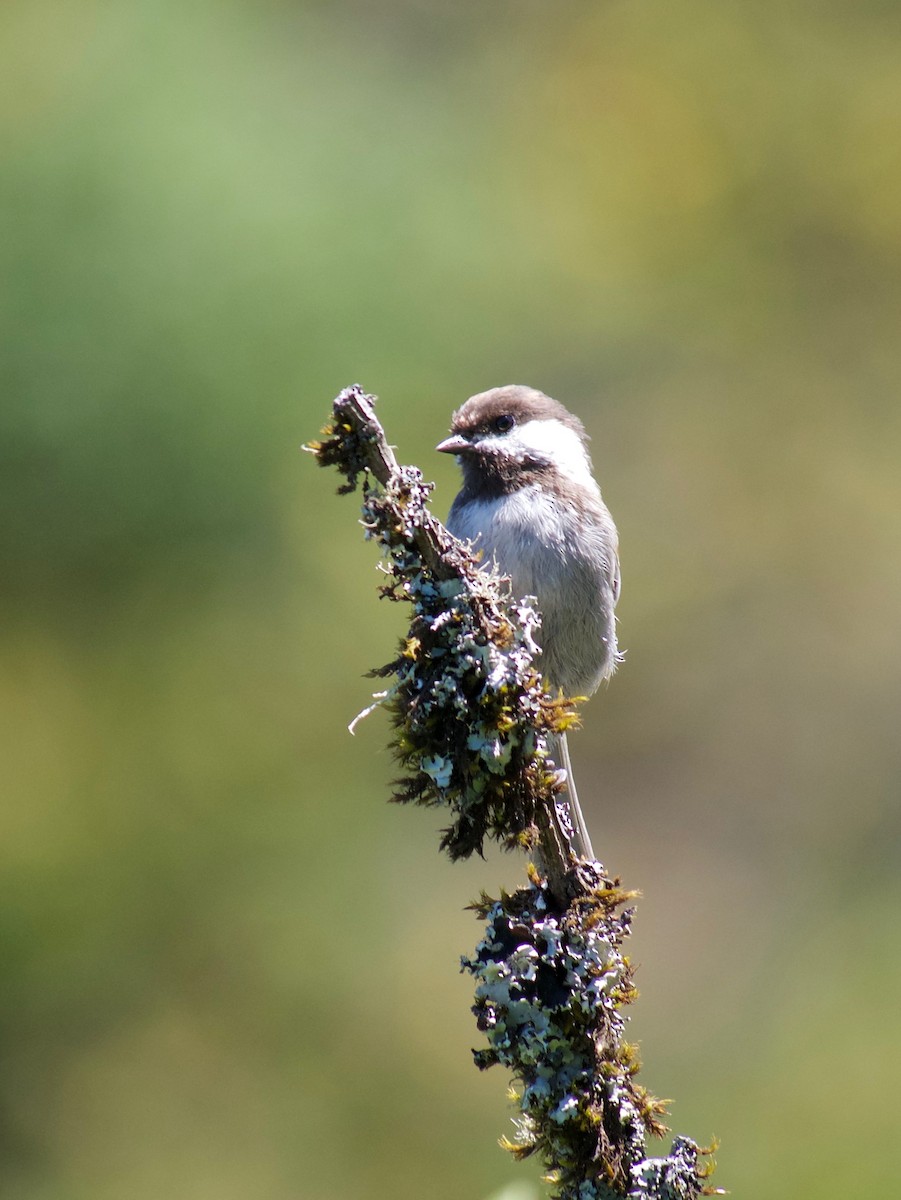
[549,731,595,861]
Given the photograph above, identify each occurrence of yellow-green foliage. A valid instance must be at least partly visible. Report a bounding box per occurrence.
[1,3,900,1199]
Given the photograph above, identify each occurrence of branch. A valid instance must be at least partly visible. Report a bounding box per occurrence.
[310,384,583,894]
[308,384,720,1200]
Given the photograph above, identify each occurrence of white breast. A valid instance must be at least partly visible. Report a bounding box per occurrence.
[449,486,566,590]
[448,485,620,694]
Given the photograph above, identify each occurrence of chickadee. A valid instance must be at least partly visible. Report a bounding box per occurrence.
[437,384,621,860]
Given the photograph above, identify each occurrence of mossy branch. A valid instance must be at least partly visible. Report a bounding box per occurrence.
[310,383,584,894]
[308,384,720,1200]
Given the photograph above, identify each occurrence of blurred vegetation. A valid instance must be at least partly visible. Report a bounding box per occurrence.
[1,2,900,1198]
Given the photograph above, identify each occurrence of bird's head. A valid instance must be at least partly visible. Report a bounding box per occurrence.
[437,384,596,496]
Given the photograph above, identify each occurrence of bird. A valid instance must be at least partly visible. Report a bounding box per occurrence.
[436,384,621,860]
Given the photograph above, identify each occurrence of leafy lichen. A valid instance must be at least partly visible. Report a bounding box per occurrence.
[462,869,675,1198]
[310,385,719,1199]
[313,387,579,861]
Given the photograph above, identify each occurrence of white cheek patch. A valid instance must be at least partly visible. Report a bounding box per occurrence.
[510,419,599,493]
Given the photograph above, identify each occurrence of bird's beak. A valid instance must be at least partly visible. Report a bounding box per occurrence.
[435,433,471,455]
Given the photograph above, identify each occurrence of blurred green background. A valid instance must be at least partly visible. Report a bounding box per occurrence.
[2,1,900,1197]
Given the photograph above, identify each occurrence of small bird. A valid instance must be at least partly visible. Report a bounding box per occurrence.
[437,384,621,860]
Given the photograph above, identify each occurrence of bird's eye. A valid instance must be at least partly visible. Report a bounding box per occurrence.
[494,414,515,433]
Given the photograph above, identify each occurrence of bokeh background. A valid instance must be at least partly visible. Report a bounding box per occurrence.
[2,2,900,1197]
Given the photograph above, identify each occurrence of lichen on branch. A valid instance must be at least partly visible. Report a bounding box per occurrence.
[310,384,581,870]
[309,384,719,1199]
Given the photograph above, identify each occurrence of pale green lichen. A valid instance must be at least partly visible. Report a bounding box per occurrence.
[354,462,571,859]
[462,871,671,1197]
